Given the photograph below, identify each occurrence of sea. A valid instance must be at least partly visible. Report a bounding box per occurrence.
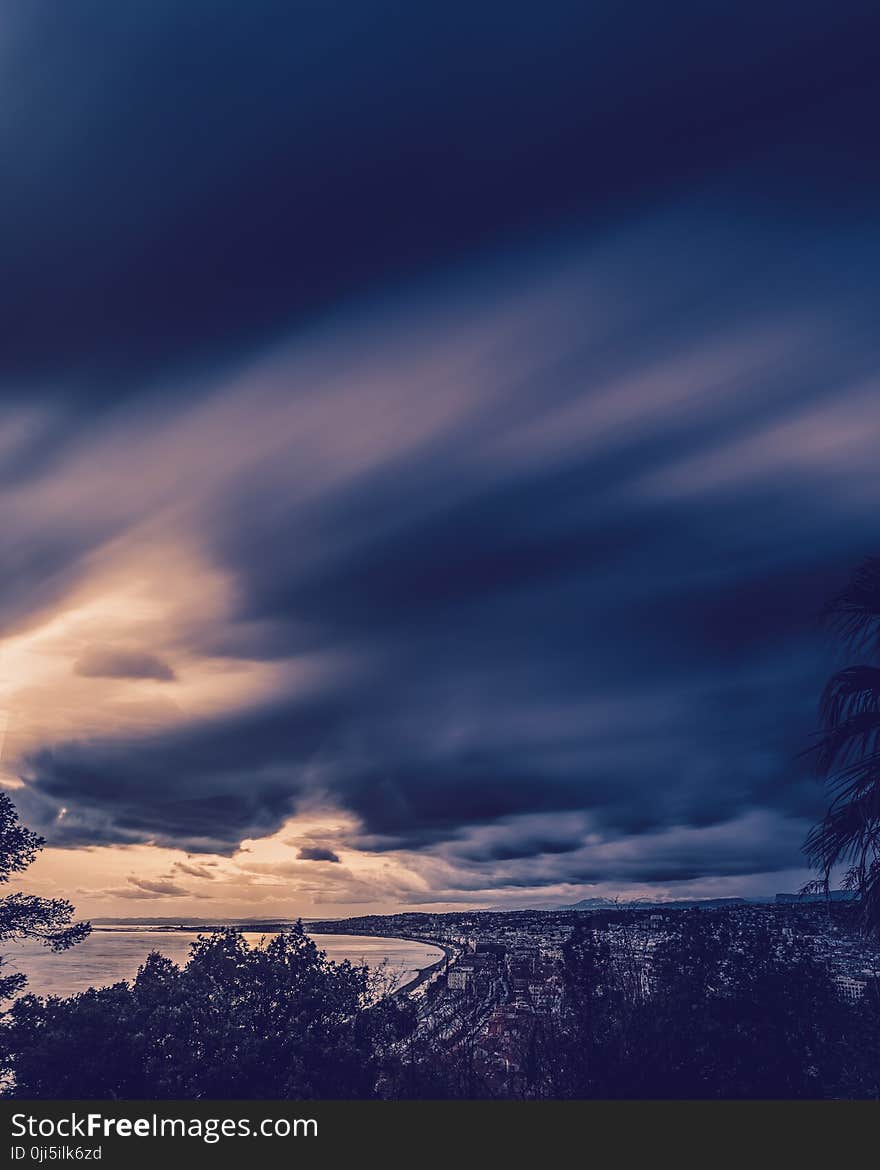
[4,927,444,999]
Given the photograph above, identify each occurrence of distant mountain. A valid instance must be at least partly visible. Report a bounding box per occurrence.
[484,897,618,912]
[569,897,752,911]
[486,896,747,912]
[775,890,856,904]
[488,891,858,914]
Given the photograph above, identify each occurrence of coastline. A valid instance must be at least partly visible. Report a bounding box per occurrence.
[309,930,454,997]
[391,939,455,997]
[16,927,451,1001]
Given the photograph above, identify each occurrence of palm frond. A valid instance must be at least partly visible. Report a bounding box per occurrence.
[862,860,880,937]
[798,877,829,898]
[819,665,880,727]
[813,713,880,775]
[804,788,880,875]
[811,749,880,808]
[823,557,880,655]
[805,557,880,935]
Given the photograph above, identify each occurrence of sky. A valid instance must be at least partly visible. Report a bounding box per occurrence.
[3,2,880,918]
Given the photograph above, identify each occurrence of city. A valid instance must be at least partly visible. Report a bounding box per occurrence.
[310,900,880,1095]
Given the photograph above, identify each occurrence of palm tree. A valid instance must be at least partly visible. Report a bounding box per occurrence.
[806,557,880,934]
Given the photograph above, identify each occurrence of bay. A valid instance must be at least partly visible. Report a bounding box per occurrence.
[4,928,444,999]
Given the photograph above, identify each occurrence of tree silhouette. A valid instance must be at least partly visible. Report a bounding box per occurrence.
[3,924,414,1098]
[807,557,880,934]
[0,792,90,1000]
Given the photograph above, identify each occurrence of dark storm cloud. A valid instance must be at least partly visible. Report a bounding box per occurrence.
[1,0,878,399]
[74,647,176,682]
[18,698,347,853]
[6,1,880,896]
[296,847,341,864]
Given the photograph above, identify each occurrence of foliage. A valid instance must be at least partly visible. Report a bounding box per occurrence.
[1,924,414,1098]
[628,913,846,1098]
[807,557,880,935]
[543,912,880,1098]
[0,792,90,1001]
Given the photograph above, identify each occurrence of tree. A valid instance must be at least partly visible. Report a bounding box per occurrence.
[2,924,414,1098]
[542,910,855,1099]
[554,924,627,1097]
[0,792,90,1000]
[806,557,880,935]
[641,912,843,1098]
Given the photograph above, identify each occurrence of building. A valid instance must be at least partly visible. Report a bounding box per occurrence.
[447,966,472,993]
[835,975,867,1002]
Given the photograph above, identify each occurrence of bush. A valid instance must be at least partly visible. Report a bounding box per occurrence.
[1,923,413,1098]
